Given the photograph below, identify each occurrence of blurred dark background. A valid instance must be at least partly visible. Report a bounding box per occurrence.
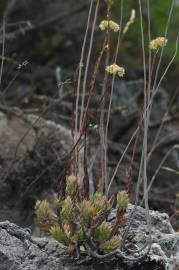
[0,0,179,232]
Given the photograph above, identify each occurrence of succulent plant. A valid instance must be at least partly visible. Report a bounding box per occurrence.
[35,175,129,258]
[35,200,55,222]
[66,175,76,197]
[34,0,131,259]
[117,190,129,211]
[61,196,74,223]
[91,192,106,214]
[50,225,68,245]
[99,235,122,254]
[93,221,112,242]
[79,199,95,226]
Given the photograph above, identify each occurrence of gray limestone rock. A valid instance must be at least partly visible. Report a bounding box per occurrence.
[0,205,178,270]
[0,112,72,227]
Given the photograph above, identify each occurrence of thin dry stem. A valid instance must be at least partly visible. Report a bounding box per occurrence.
[75,0,94,140]
[79,0,100,131]
[0,16,6,92]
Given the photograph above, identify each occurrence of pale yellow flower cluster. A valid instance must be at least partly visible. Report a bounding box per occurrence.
[106,64,125,77]
[99,20,120,32]
[149,37,168,50]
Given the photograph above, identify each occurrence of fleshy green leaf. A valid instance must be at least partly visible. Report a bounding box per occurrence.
[93,222,112,242]
[99,235,122,254]
[50,225,68,245]
[117,191,129,210]
[61,196,74,223]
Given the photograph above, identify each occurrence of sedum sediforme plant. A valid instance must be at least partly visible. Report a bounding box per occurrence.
[35,0,177,263]
[35,0,131,260]
[35,175,129,257]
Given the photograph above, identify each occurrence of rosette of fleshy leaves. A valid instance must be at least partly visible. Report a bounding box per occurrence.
[35,175,129,256]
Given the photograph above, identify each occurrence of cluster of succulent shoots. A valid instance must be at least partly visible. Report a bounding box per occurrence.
[35,175,129,257]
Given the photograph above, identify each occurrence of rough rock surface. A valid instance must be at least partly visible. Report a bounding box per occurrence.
[0,205,178,270]
[0,221,65,270]
[0,112,72,227]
